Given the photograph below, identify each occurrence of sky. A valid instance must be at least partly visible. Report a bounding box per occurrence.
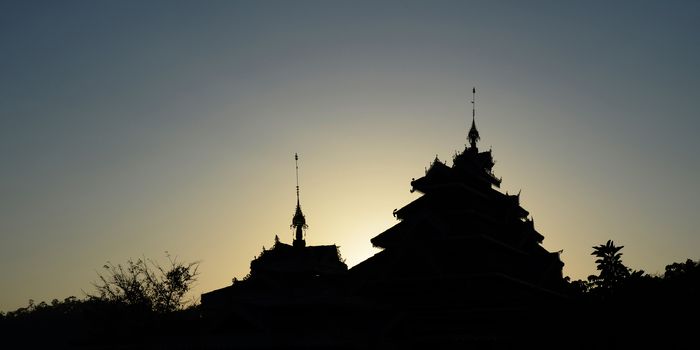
[1,0,699,311]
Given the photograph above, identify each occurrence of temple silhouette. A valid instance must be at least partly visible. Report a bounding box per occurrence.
[202,89,567,348]
[201,154,350,346]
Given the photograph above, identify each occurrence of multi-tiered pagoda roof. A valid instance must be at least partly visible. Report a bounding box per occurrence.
[351,90,564,305]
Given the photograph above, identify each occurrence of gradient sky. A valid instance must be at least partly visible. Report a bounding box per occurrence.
[2,1,699,311]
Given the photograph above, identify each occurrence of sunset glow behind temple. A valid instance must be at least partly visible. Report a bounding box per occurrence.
[1,1,699,311]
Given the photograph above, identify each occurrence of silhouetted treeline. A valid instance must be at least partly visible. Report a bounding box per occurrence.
[0,253,202,348]
[0,297,202,348]
[565,241,700,301]
[1,246,698,349]
[561,241,699,349]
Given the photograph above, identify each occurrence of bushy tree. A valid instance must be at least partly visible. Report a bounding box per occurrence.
[664,259,699,280]
[90,253,200,313]
[663,258,700,298]
[588,240,631,293]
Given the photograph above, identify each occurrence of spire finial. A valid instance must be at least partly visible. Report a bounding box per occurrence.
[468,87,480,149]
[295,153,300,203]
[472,86,476,121]
[292,153,307,248]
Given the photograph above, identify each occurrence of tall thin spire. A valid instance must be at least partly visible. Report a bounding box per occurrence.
[472,86,476,121]
[295,153,300,203]
[292,153,307,248]
[468,87,480,149]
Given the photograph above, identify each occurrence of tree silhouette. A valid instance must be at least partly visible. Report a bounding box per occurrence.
[90,253,200,313]
[589,240,631,293]
[664,258,699,280]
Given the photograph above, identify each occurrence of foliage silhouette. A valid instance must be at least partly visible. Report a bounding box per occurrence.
[90,252,200,313]
[1,245,699,348]
[590,240,629,289]
[582,239,649,298]
[1,254,202,348]
[664,258,700,280]
[560,241,699,349]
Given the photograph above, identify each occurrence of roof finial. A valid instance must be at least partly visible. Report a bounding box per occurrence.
[472,86,476,121]
[468,87,480,149]
[295,153,300,204]
[292,153,307,248]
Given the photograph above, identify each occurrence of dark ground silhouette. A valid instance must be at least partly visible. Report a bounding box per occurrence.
[3,249,698,349]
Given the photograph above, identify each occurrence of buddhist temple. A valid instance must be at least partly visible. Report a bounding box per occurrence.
[201,154,348,340]
[202,90,567,347]
[347,88,566,346]
[352,88,563,293]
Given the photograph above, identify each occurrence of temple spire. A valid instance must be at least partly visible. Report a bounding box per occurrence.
[295,153,300,203]
[468,87,480,149]
[292,153,307,248]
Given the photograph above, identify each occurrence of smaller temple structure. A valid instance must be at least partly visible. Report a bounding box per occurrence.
[246,153,347,280]
[201,154,347,338]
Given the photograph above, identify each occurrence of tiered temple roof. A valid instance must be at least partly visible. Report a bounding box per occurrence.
[351,89,564,303]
